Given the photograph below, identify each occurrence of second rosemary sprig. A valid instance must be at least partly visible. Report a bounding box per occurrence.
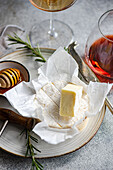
[8,33,46,63]
[20,129,43,170]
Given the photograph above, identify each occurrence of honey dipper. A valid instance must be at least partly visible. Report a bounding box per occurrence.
[0,68,20,88]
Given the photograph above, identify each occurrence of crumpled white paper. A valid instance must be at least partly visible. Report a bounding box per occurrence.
[4,47,112,144]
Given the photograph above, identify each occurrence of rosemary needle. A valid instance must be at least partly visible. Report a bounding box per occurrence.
[8,33,46,63]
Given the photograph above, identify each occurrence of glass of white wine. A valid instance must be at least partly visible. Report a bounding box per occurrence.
[29,0,77,48]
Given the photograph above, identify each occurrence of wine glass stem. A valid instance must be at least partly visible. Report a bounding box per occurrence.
[48,13,58,38]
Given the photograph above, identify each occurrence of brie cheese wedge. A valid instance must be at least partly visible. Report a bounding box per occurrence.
[34,81,88,129]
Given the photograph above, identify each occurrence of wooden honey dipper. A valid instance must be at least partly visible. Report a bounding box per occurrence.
[0,68,20,88]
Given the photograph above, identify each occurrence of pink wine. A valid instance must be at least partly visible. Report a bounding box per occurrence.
[86,35,113,83]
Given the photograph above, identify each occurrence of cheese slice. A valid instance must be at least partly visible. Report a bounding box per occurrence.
[42,82,61,106]
[59,84,83,117]
[35,88,61,128]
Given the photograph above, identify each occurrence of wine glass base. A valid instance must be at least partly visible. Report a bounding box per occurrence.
[29,19,74,49]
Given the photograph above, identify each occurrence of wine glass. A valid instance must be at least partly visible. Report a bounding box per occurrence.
[85,9,113,83]
[29,0,77,48]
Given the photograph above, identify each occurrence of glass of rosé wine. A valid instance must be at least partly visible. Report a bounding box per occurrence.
[85,9,113,83]
[29,0,77,49]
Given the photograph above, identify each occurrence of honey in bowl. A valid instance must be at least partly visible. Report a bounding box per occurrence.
[0,68,24,94]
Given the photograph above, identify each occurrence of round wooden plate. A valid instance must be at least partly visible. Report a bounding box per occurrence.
[0,49,105,158]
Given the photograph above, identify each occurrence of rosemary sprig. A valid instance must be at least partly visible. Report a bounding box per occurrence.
[21,129,43,170]
[8,33,46,63]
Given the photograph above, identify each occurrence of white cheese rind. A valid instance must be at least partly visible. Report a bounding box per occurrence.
[59,84,83,117]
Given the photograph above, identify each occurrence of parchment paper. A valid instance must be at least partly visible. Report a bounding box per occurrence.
[4,47,112,144]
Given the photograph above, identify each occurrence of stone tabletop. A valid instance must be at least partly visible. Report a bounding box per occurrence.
[0,0,113,169]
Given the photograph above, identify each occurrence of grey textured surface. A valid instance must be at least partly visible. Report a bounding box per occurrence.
[0,0,113,169]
